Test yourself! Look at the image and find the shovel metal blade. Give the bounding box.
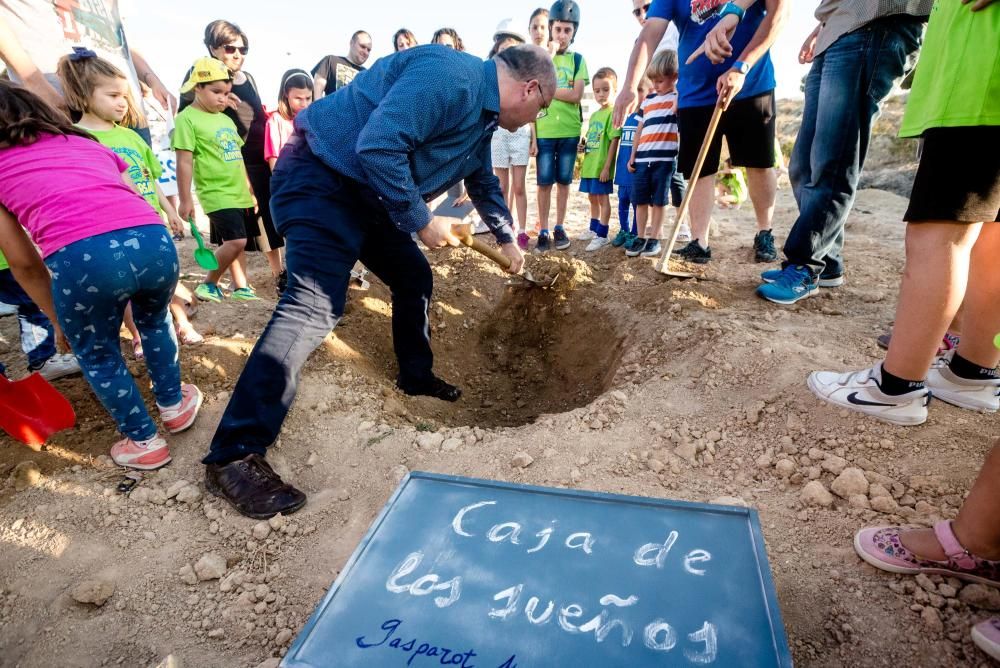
[0,373,76,446]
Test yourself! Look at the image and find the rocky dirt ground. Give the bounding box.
[1,106,997,668]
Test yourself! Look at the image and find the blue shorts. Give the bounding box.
[535,137,578,186]
[579,178,613,195]
[632,161,676,207]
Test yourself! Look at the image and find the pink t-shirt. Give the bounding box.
[264,112,295,163]
[0,134,162,257]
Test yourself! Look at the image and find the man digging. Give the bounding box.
[202,44,555,519]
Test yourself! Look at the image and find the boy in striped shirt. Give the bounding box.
[625,49,680,259]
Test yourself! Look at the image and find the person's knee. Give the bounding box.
[225,238,247,252]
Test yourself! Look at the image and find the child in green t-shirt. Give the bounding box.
[534,0,588,252]
[578,68,621,251]
[174,57,258,304]
[57,51,204,349]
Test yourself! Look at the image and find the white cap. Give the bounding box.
[493,18,527,44]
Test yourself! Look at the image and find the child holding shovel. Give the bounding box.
[0,80,203,468]
[173,57,259,303]
[56,49,204,347]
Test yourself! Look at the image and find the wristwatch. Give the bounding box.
[718,2,746,24]
[731,60,750,75]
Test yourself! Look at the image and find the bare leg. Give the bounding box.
[599,194,611,227]
[207,239,248,287]
[555,183,570,228]
[954,223,1000,369]
[511,165,528,233]
[648,205,666,239]
[264,248,282,278]
[635,205,649,238]
[900,440,1000,561]
[588,194,600,221]
[537,184,553,233]
[689,177,715,247]
[883,222,981,380]
[746,167,777,232]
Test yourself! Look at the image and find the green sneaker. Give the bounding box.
[230,287,260,301]
[194,283,223,303]
[611,229,631,247]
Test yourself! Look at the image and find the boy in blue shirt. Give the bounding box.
[612,76,650,249]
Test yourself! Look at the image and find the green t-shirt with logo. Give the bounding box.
[83,124,163,213]
[580,107,621,180]
[536,51,589,140]
[899,1,1000,138]
[172,106,253,213]
[0,251,8,272]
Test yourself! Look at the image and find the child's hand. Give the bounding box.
[529,140,538,158]
[251,194,259,213]
[599,167,610,183]
[578,138,586,154]
[168,214,185,238]
[627,160,636,174]
[178,200,195,222]
[53,324,72,354]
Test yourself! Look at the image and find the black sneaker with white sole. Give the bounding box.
[673,239,711,264]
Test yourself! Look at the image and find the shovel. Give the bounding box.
[0,373,76,446]
[452,224,557,288]
[188,219,219,271]
[654,99,726,279]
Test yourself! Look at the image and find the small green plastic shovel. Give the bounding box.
[188,219,219,271]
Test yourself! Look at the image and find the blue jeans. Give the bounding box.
[618,185,637,233]
[535,137,578,186]
[46,226,181,441]
[784,16,923,279]
[205,135,435,465]
[0,269,56,373]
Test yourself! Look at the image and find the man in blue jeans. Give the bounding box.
[755,1,929,304]
[202,45,554,519]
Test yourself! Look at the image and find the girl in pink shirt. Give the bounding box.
[0,81,202,469]
[264,69,313,171]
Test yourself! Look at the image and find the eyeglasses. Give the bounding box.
[535,82,550,120]
[632,3,651,17]
[221,44,249,55]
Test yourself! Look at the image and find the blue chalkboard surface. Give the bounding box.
[283,473,792,667]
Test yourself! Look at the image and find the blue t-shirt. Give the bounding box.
[614,112,641,186]
[647,0,776,109]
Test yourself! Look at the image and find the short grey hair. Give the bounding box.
[495,45,556,96]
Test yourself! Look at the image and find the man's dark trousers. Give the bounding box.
[204,135,434,465]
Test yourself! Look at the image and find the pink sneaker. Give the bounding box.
[517,232,530,251]
[854,520,1000,587]
[158,384,203,434]
[972,619,1000,661]
[111,435,171,470]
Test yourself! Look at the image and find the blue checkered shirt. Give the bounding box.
[296,46,514,244]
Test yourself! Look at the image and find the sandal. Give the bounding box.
[854,520,1000,587]
[971,618,1000,661]
[177,326,204,345]
[131,338,144,361]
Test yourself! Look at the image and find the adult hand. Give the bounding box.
[687,13,739,65]
[418,216,462,249]
[716,70,746,110]
[963,0,997,10]
[226,93,240,111]
[613,88,638,128]
[500,242,524,274]
[799,24,821,64]
[628,159,637,174]
[177,200,195,222]
[148,75,178,114]
[452,191,470,207]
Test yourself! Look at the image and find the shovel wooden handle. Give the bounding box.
[453,225,512,270]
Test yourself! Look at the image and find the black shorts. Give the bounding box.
[904,126,1000,224]
[678,90,776,179]
[245,162,284,251]
[208,208,253,245]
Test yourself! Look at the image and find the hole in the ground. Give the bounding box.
[330,252,625,428]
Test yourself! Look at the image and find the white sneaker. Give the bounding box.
[676,223,692,243]
[0,302,15,317]
[36,353,82,381]
[585,236,611,252]
[807,363,929,426]
[926,351,999,413]
[577,229,596,241]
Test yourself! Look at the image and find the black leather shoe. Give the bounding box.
[205,454,306,519]
[397,375,462,402]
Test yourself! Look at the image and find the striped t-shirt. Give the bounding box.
[635,91,679,164]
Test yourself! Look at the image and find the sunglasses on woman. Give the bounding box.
[632,2,651,16]
[221,44,249,55]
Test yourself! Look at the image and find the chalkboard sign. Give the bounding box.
[283,473,791,667]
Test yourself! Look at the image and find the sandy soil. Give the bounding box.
[1,110,997,668]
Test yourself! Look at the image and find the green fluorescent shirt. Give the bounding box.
[83,124,163,213]
[899,1,1000,137]
[580,107,621,180]
[172,106,253,213]
[0,251,8,271]
[536,51,589,140]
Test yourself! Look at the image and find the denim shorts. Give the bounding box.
[632,161,676,207]
[535,137,578,186]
